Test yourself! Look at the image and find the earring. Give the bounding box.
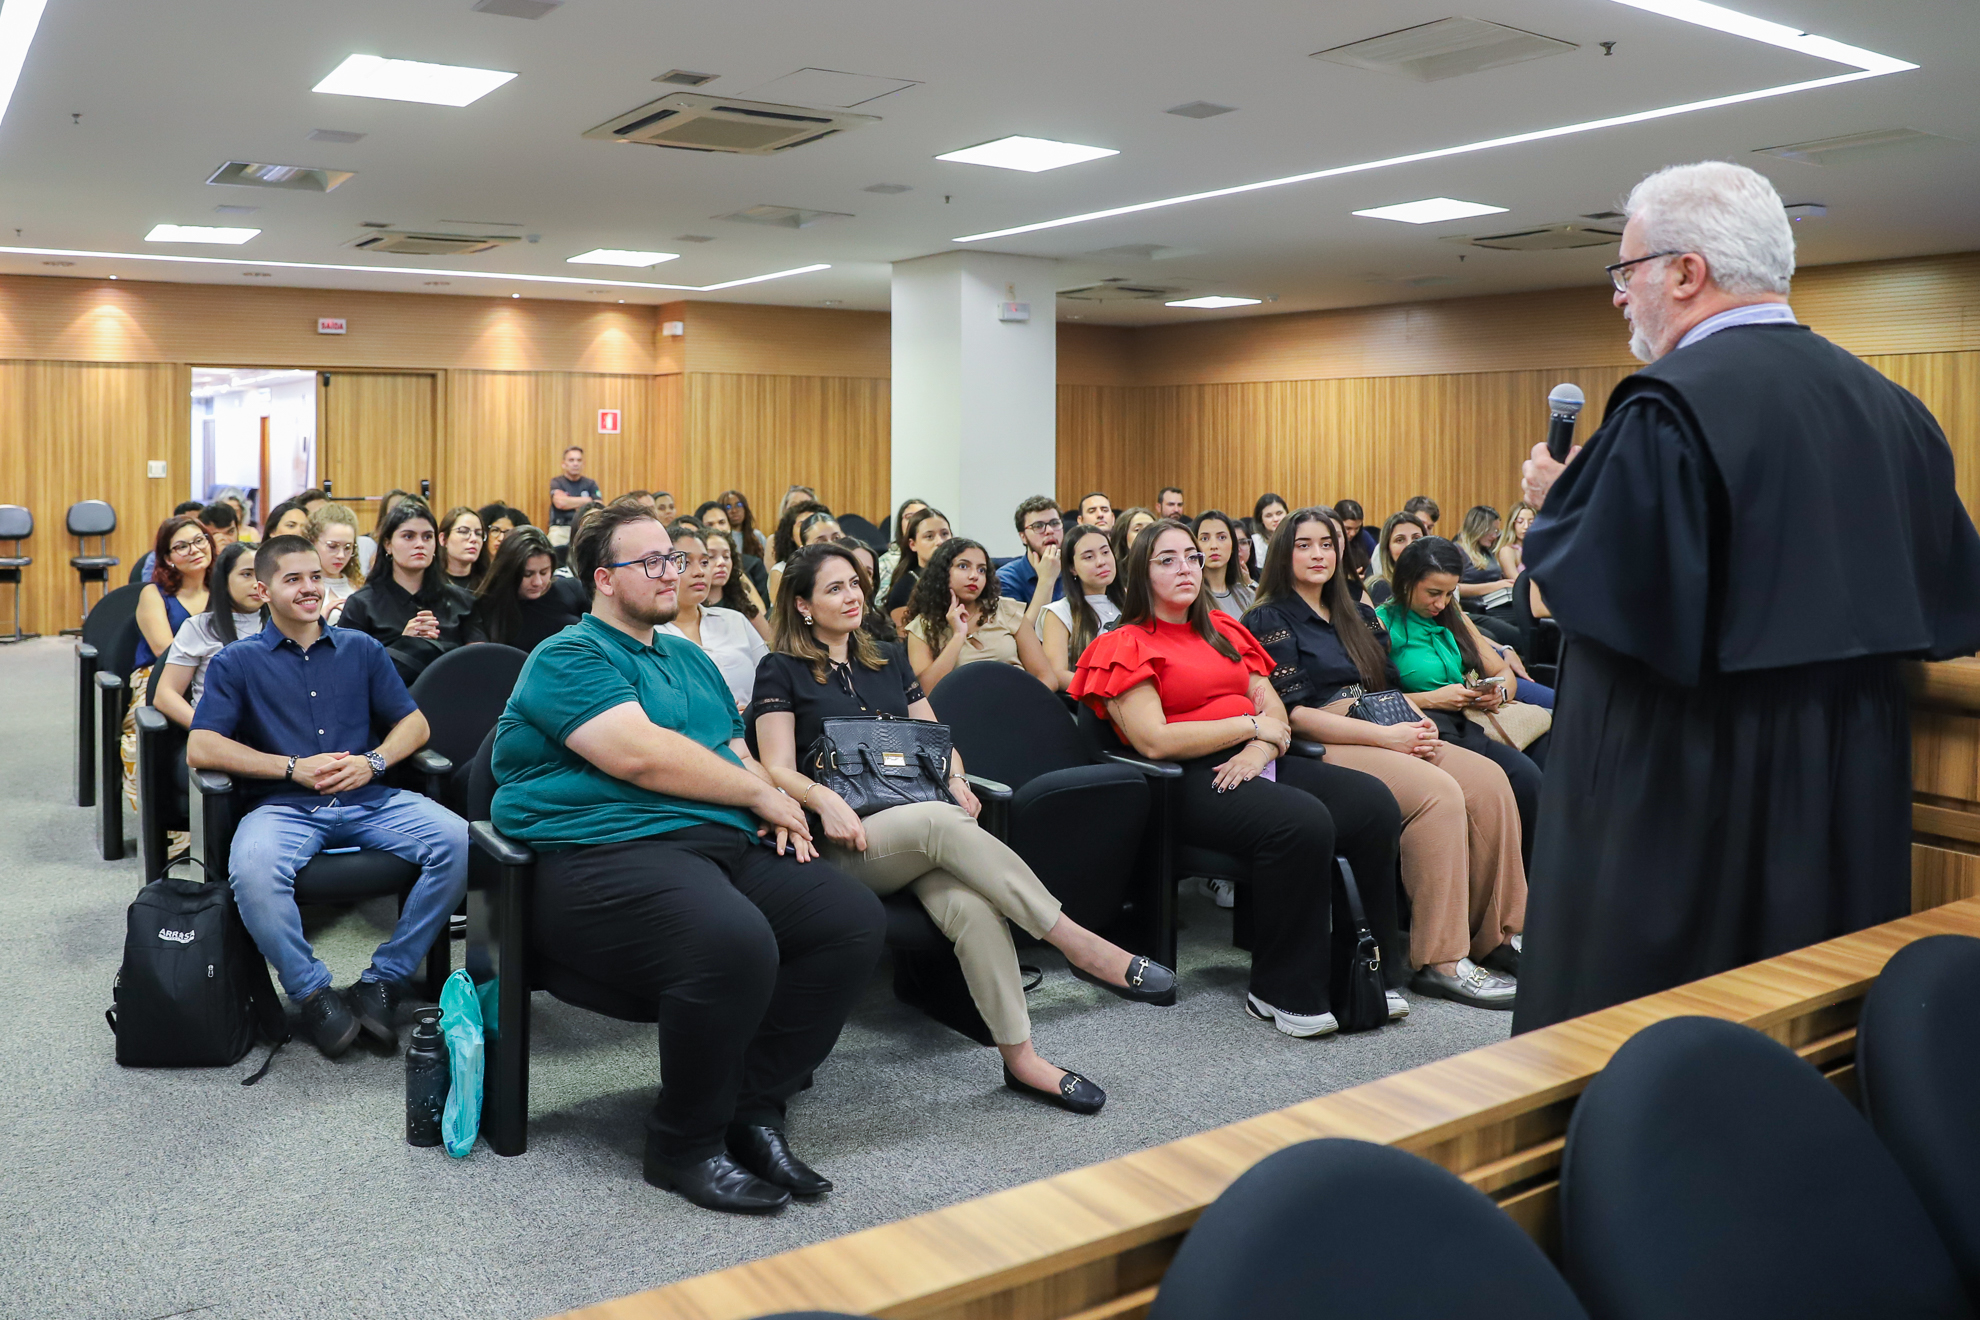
[799,610,813,624]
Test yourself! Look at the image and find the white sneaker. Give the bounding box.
[1245,993,1339,1038]
[1386,990,1410,1020]
[1206,877,1236,908]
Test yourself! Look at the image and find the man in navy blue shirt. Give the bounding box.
[996,496,1065,636]
[189,535,467,1058]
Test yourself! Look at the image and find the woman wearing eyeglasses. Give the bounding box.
[1071,519,1405,1039]
[121,514,215,808]
[438,506,492,593]
[715,489,768,558]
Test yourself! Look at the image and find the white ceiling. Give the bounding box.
[1,0,1975,324]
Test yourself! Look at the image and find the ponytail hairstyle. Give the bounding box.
[207,540,269,645]
[1117,518,1240,663]
[1390,536,1485,673]
[771,500,831,566]
[1254,508,1391,690]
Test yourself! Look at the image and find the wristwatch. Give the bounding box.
[363,750,387,780]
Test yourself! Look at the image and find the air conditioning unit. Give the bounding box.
[346,231,522,256]
[1445,223,1622,252]
[1057,282,1185,302]
[583,92,877,154]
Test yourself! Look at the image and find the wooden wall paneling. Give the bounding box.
[439,370,657,526]
[1913,844,1980,910]
[650,373,684,502]
[1864,350,1980,519]
[317,372,438,515]
[682,373,889,525]
[681,301,890,378]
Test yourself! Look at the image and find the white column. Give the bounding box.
[891,251,1057,559]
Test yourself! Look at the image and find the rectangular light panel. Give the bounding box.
[937,136,1118,172]
[0,0,48,128]
[1166,296,1262,308]
[313,54,518,107]
[145,224,261,244]
[566,248,681,267]
[1353,197,1509,224]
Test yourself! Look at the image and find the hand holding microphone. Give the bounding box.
[1522,382,1585,508]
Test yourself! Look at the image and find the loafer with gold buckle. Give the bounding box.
[1003,1065,1106,1115]
[1071,954,1177,1006]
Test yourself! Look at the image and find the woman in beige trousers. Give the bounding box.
[1243,509,1524,1010]
[751,543,1176,1115]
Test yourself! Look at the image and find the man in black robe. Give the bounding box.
[1512,161,1980,1033]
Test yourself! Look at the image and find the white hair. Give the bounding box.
[1625,161,1796,296]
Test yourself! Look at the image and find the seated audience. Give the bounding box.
[492,504,883,1214]
[306,503,364,625]
[1251,493,1288,565]
[154,540,268,731]
[695,501,771,602]
[1375,537,1549,848]
[883,505,952,623]
[1243,509,1522,1007]
[619,490,657,512]
[1402,495,1440,535]
[262,500,314,540]
[753,543,1172,1114]
[660,522,768,711]
[121,516,215,805]
[221,491,258,542]
[1077,491,1115,529]
[1070,519,1404,1037]
[998,496,1067,626]
[904,537,1056,694]
[478,501,517,555]
[874,496,930,603]
[1193,510,1255,617]
[198,500,240,550]
[359,488,411,576]
[702,526,773,641]
[132,499,206,583]
[1040,523,1124,691]
[831,536,901,648]
[438,505,491,593]
[1366,511,1427,607]
[715,488,768,557]
[338,499,481,683]
[472,526,586,653]
[766,499,832,599]
[1454,506,1516,625]
[778,484,819,519]
[294,489,331,518]
[187,535,467,1059]
[1108,506,1157,567]
[653,491,677,520]
[1157,486,1188,521]
[1497,501,1536,580]
[1334,499,1374,559]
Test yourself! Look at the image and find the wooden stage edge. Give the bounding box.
[557,896,1980,1320]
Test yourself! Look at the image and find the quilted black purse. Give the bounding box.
[802,714,955,818]
[1349,688,1420,726]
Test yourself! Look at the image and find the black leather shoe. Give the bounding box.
[345,978,402,1050]
[299,987,359,1059]
[1479,939,1521,979]
[1071,954,1177,1005]
[727,1124,832,1197]
[1003,1065,1106,1115]
[643,1150,791,1215]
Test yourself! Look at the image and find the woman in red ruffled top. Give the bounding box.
[1071,520,1405,1038]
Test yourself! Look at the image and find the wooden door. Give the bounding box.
[317,371,438,513]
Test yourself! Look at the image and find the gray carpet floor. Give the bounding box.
[0,636,1510,1320]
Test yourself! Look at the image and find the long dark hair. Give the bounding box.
[771,500,830,565]
[891,496,930,558]
[439,505,492,589]
[1390,536,1485,672]
[896,505,950,578]
[1191,509,1249,591]
[1252,492,1287,530]
[772,542,887,682]
[1119,518,1240,663]
[1372,510,1424,585]
[1109,507,1155,568]
[1059,522,1123,658]
[702,527,760,619]
[150,515,212,595]
[365,498,448,594]
[905,536,1000,652]
[1255,508,1391,690]
[473,526,557,646]
[370,489,411,542]
[207,540,269,644]
[717,489,758,549]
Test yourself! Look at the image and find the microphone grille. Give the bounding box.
[1548,382,1586,416]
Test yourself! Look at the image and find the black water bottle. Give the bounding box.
[405,1008,448,1148]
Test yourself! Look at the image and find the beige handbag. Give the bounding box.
[1464,699,1552,750]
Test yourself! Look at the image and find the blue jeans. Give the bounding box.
[229,789,468,1001]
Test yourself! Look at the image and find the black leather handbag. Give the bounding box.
[1349,688,1420,727]
[1333,857,1390,1033]
[802,714,955,818]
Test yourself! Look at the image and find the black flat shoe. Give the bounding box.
[642,1150,791,1215]
[1003,1065,1106,1115]
[726,1123,832,1198]
[1479,938,1521,979]
[1071,954,1177,1006]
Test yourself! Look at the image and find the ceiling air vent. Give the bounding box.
[716,204,853,229]
[1313,18,1576,81]
[207,160,354,193]
[346,230,521,256]
[1445,223,1621,252]
[583,92,877,154]
[1057,281,1185,303]
[1754,128,1961,167]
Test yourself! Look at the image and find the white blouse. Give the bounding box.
[162,610,265,708]
[1042,593,1122,638]
[661,605,769,708]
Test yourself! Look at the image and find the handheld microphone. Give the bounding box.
[1546,383,1585,462]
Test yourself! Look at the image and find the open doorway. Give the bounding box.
[190,368,317,528]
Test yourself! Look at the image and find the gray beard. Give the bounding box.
[1630,324,1659,363]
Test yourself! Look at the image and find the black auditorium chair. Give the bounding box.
[88,594,147,859]
[1857,934,1980,1302]
[190,751,453,1003]
[1148,1139,1588,1320]
[134,661,188,881]
[835,512,887,553]
[926,662,1160,961]
[1558,1015,1972,1320]
[0,504,33,643]
[465,727,992,1157]
[407,643,529,815]
[65,499,120,632]
[73,582,143,809]
[1510,568,1561,686]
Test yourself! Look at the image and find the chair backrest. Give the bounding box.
[836,513,887,552]
[1559,1015,1970,1320]
[67,499,116,537]
[80,583,146,653]
[0,504,30,541]
[1858,933,1980,1304]
[1075,701,1133,759]
[468,726,500,822]
[1148,1139,1587,1320]
[926,662,1090,790]
[408,643,529,767]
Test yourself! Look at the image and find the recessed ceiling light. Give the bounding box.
[654,69,719,86]
[308,128,366,144]
[566,248,680,267]
[1166,102,1237,119]
[0,0,50,129]
[1165,295,1261,308]
[936,135,1118,172]
[1353,197,1509,224]
[864,183,912,194]
[674,234,716,243]
[145,223,260,244]
[312,54,517,107]
[213,205,259,216]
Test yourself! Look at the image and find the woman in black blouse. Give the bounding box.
[1243,508,1524,1009]
[338,499,482,682]
[752,544,1174,1115]
[472,526,586,652]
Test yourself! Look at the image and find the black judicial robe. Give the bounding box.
[1512,323,1980,1033]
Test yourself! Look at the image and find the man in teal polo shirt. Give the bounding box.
[493,503,883,1215]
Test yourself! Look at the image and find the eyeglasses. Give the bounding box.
[1151,551,1207,571]
[607,551,689,578]
[1024,517,1063,535]
[721,499,746,511]
[168,537,208,556]
[1606,250,1682,294]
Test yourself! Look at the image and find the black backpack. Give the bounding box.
[108,862,290,1082]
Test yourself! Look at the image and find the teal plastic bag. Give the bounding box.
[438,969,484,1159]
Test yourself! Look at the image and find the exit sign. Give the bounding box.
[596,408,622,434]
[317,317,347,335]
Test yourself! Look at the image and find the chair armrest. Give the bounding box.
[134,705,168,735]
[471,820,536,869]
[410,748,452,778]
[95,669,123,693]
[1287,738,1326,759]
[1102,750,1183,779]
[963,774,1012,843]
[191,768,236,796]
[77,642,98,664]
[963,774,1012,803]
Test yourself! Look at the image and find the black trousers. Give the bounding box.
[533,825,885,1162]
[1274,757,1406,991]
[1173,754,1402,1015]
